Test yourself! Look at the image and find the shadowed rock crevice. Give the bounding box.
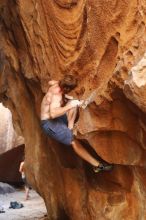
[54,0,78,9]
[0,145,24,184]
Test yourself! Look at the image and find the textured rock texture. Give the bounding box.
[0,0,146,219]
[0,104,24,184]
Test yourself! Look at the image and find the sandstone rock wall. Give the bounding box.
[0,103,24,154]
[0,103,13,153]
[0,0,146,219]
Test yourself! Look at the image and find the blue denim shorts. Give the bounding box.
[41,115,73,145]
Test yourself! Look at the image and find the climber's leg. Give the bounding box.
[71,139,100,166]
[71,139,113,173]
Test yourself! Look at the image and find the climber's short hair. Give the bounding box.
[59,74,77,93]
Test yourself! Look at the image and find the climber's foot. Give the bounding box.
[93,162,113,173]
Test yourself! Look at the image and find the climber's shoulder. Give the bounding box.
[48,80,59,86]
[48,81,61,95]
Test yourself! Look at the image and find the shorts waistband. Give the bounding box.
[41,119,49,121]
[41,119,50,124]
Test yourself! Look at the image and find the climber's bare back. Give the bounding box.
[41,81,63,120]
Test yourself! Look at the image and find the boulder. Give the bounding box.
[0,103,24,154]
[0,182,15,194]
[0,0,146,219]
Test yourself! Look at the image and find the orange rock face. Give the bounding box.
[0,0,146,219]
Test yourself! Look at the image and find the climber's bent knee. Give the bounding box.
[71,139,80,149]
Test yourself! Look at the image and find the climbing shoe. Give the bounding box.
[93,163,113,173]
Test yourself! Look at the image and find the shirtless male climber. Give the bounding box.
[41,74,112,173]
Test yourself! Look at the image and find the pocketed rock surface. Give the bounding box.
[0,0,146,219]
